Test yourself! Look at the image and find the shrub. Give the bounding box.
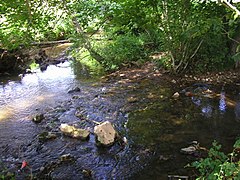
[191,139,240,179]
[95,34,147,71]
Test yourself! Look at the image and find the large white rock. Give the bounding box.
[94,121,117,146]
[60,123,90,140]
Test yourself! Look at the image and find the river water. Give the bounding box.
[0,60,240,179]
[0,62,77,157]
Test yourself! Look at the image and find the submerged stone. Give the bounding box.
[180,141,199,155]
[60,124,90,140]
[38,131,57,142]
[32,114,45,123]
[60,153,74,162]
[68,87,81,93]
[172,92,180,98]
[94,121,117,146]
[127,97,138,103]
[180,146,197,154]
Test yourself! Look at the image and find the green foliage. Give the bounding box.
[232,45,240,65]
[95,34,147,71]
[0,173,15,180]
[155,1,228,73]
[105,0,157,34]
[1,0,239,73]
[0,0,73,49]
[0,160,15,180]
[192,139,240,179]
[95,0,235,73]
[29,62,39,70]
[192,27,229,72]
[70,48,104,77]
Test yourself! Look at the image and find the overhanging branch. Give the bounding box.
[219,0,240,17]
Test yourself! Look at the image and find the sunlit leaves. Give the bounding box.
[192,139,240,179]
[0,0,72,49]
[0,0,239,73]
[233,138,240,148]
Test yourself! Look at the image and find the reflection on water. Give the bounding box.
[1,62,240,179]
[0,60,101,161]
[127,83,240,179]
[192,96,213,118]
[190,86,232,118]
[71,59,104,81]
[0,109,12,121]
[201,104,213,118]
[219,88,227,113]
[191,96,202,106]
[0,62,77,121]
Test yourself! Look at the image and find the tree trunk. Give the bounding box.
[30,40,71,46]
[71,17,105,63]
[230,23,240,68]
[231,24,240,55]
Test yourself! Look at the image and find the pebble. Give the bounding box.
[172,92,180,98]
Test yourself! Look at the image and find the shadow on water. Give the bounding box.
[127,83,240,179]
[0,58,240,179]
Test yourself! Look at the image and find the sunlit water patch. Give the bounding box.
[0,62,78,121]
[0,61,85,156]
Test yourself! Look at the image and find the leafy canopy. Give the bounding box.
[1,0,240,72]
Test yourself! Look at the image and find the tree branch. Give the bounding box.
[71,16,105,63]
[190,40,203,59]
[219,0,240,17]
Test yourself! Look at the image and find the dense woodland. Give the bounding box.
[0,0,240,74]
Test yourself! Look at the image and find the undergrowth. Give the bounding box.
[190,139,240,179]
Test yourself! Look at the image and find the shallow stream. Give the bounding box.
[0,59,240,179]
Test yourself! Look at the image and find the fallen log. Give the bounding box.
[30,40,71,46]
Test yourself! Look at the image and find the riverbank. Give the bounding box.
[0,43,72,75]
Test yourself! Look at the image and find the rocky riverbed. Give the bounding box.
[1,48,240,179]
[0,62,166,179]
